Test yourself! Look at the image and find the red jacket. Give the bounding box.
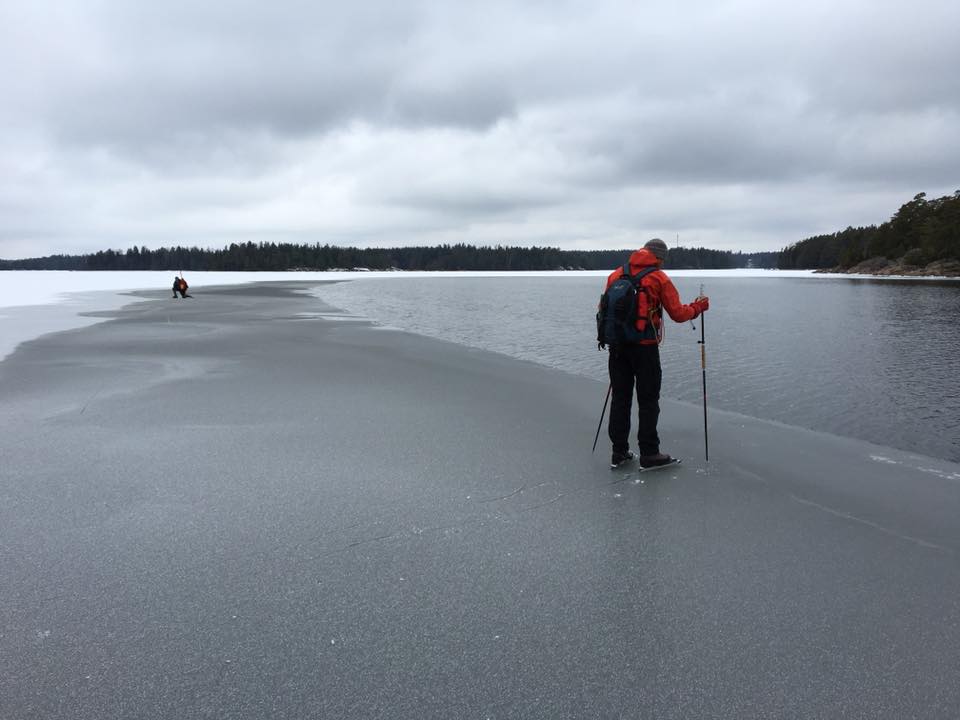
[605,249,699,345]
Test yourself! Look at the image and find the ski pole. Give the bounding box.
[697,284,708,462]
[592,383,612,453]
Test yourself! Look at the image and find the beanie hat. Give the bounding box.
[644,238,668,260]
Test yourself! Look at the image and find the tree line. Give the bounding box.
[1,242,778,272]
[778,191,960,270]
[6,191,955,273]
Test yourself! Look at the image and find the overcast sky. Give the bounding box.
[2,0,958,259]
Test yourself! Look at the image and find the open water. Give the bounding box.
[313,274,960,463]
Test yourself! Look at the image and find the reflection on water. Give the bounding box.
[314,275,960,462]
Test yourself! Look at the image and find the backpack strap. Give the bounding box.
[632,266,661,305]
[631,265,662,341]
[624,264,659,284]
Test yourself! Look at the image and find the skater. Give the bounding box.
[597,238,709,470]
[172,276,190,298]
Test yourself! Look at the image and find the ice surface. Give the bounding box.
[3,278,960,719]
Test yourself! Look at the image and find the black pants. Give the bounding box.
[608,343,661,456]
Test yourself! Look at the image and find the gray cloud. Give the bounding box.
[1,0,959,259]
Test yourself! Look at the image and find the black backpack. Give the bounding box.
[596,264,659,348]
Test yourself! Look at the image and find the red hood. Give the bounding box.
[628,248,661,271]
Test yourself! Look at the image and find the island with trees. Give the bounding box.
[778,191,960,276]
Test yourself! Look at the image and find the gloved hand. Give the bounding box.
[691,296,710,316]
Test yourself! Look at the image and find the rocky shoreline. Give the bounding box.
[815,257,960,277]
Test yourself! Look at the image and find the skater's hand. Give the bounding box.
[691,296,709,316]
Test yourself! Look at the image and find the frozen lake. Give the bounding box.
[3,268,958,461]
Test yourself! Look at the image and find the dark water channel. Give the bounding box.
[316,275,960,462]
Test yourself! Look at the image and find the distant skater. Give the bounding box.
[597,238,709,470]
[172,276,191,298]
